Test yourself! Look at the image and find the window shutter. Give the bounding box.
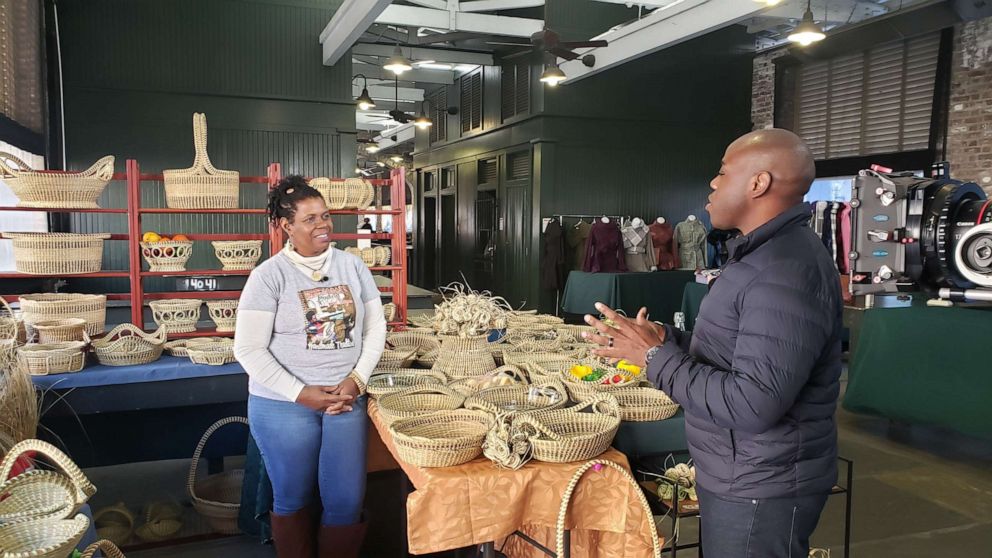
[429,89,447,144]
[864,41,904,155]
[902,34,940,151]
[480,159,497,184]
[508,151,530,180]
[501,64,516,121]
[461,74,473,133]
[460,69,483,133]
[826,53,864,158]
[471,71,483,130]
[515,64,530,116]
[798,60,829,158]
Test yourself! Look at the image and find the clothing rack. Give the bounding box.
[552,213,630,225]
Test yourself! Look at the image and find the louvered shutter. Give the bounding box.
[798,60,829,158]
[902,34,940,151]
[826,53,864,158]
[471,71,483,130]
[508,151,530,180]
[864,41,904,154]
[501,64,516,121]
[515,63,530,116]
[480,159,497,184]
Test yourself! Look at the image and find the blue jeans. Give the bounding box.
[698,485,828,558]
[248,394,369,526]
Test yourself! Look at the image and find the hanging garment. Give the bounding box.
[567,220,591,271]
[621,223,657,272]
[821,202,834,254]
[582,220,627,273]
[829,203,840,269]
[649,221,678,270]
[541,219,566,290]
[674,219,708,271]
[707,229,735,268]
[837,203,852,274]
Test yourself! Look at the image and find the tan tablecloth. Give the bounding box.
[369,401,658,557]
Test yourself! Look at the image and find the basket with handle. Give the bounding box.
[2,233,110,275]
[0,514,90,558]
[446,364,528,397]
[187,416,248,535]
[91,324,166,366]
[367,369,448,398]
[0,153,114,209]
[134,501,183,543]
[187,338,235,366]
[0,296,22,342]
[140,240,194,272]
[80,539,127,558]
[611,387,680,422]
[465,377,569,415]
[16,341,87,375]
[510,394,621,465]
[309,177,346,210]
[149,299,203,334]
[377,347,417,370]
[19,294,106,337]
[535,359,644,400]
[211,240,262,270]
[376,385,466,424]
[163,113,239,209]
[0,439,98,519]
[31,319,87,344]
[0,470,77,523]
[555,460,662,558]
[388,410,492,468]
[206,300,238,332]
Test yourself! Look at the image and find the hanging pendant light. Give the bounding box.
[753,0,782,6]
[414,100,433,129]
[788,1,826,47]
[383,46,413,75]
[353,74,376,110]
[540,63,566,87]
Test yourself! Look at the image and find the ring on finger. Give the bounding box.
[607,336,614,348]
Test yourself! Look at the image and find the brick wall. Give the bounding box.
[947,16,992,193]
[751,49,788,131]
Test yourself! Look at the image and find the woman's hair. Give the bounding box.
[267,175,323,224]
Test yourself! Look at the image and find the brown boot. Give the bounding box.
[318,521,367,558]
[270,506,317,558]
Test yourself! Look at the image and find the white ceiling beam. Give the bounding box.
[353,42,494,66]
[591,0,683,6]
[374,4,543,38]
[375,123,417,149]
[355,84,426,103]
[354,64,456,85]
[559,0,766,83]
[318,0,393,66]
[459,0,546,12]
[408,0,449,9]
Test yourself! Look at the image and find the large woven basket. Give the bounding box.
[389,410,492,468]
[434,348,498,380]
[0,153,114,209]
[187,417,248,535]
[0,439,98,520]
[31,319,87,344]
[91,324,166,366]
[446,364,528,397]
[309,177,345,210]
[140,241,193,272]
[377,347,417,370]
[343,178,374,209]
[512,395,621,465]
[345,246,376,267]
[0,297,23,343]
[149,299,203,334]
[212,240,262,270]
[206,300,238,332]
[19,294,106,337]
[611,387,680,422]
[377,385,465,424]
[387,330,439,360]
[16,341,87,375]
[0,514,90,558]
[187,338,235,366]
[163,113,239,209]
[465,379,569,415]
[2,233,110,275]
[367,369,448,398]
[437,334,490,352]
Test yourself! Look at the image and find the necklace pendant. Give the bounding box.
[312,271,323,281]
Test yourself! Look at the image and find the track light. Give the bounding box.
[788,1,825,46]
[383,46,413,75]
[540,64,566,87]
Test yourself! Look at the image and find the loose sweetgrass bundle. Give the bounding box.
[432,282,512,337]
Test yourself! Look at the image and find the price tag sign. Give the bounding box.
[177,277,220,292]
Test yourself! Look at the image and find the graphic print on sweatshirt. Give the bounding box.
[298,285,357,350]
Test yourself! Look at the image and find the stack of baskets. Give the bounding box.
[19,293,107,337]
[1,233,111,275]
[140,240,194,272]
[91,324,167,366]
[432,335,498,379]
[163,113,239,209]
[344,246,391,268]
[149,299,203,334]
[206,300,238,332]
[187,338,236,366]
[309,177,374,210]
[0,152,115,209]
[212,240,262,270]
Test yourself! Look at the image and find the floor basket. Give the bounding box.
[212,240,262,270]
[163,113,239,209]
[19,294,107,337]
[2,233,110,275]
[92,324,166,366]
[149,299,203,334]
[0,152,114,209]
[187,417,249,535]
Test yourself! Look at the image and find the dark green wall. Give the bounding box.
[54,0,355,294]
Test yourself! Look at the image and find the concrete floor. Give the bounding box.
[97,377,992,558]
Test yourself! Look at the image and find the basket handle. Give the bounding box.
[79,155,116,181]
[0,151,32,177]
[187,416,249,502]
[0,439,97,504]
[555,459,661,558]
[572,393,621,418]
[81,539,127,558]
[191,112,226,175]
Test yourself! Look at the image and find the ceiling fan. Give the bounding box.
[487,27,608,67]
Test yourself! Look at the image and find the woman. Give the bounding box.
[234,175,386,558]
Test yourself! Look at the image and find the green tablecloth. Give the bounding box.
[561,270,695,322]
[843,302,992,439]
[613,410,688,460]
[681,282,708,331]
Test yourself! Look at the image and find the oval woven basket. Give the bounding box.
[465,379,569,415]
[611,387,680,422]
[372,245,391,266]
[211,240,262,270]
[16,341,87,376]
[387,330,439,359]
[31,319,87,344]
[92,324,166,366]
[0,471,77,523]
[343,178,373,209]
[536,359,644,400]
[0,514,90,558]
[206,300,238,332]
[163,113,239,209]
[187,416,248,535]
[388,410,492,468]
[433,348,498,380]
[377,347,418,370]
[140,241,193,272]
[149,299,203,334]
[164,338,218,358]
[377,385,466,424]
[2,233,110,275]
[0,153,114,209]
[93,503,134,547]
[345,246,377,267]
[309,177,345,210]
[446,364,529,397]
[187,338,235,366]
[0,439,98,518]
[367,369,448,398]
[19,294,106,337]
[514,395,621,464]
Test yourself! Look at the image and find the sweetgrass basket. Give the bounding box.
[446,364,528,397]
[1,296,23,343]
[2,233,110,275]
[92,503,134,547]
[0,152,114,209]
[0,514,90,558]
[388,410,493,468]
[309,177,345,210]
[377,385,466,424]
[80,539,127,558]
[212,240,262,270]
[187,338,236,366]
[343,178,373,209]
[19,294,107,337]
[382,303,397,323]
[134,502,183,543]
[164,337,219,358]
[16,341,87,375]
[91,324,166,366]
[377,347,417,370]
[31,319,86,344]
[373,246,391,266]
[367,369,448,398]
[187,417,248,534]
[149,299,203,334]
[464,379,569,415]
[140,241,193,272]
[611,387,680,422]
[163,113,239,209]
[0,439,97,520]
[206,300,238,332]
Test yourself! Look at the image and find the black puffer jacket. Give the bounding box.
[647,203,842,499]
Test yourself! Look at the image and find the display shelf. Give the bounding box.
[331,209,402,215]
[328,233,391,240]
[143,291,244,301]
[0,271,130,279]
[0,207,128,213]
[1,293,131,303]
[157,329,235,339]
[139,269,253,277]
[140,208,267,214]
[143,233,269,241]
[368,266,402,272]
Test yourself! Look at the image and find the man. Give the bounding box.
[359,217,374,232]
[585,129,841,557]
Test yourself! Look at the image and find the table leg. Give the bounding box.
[480,542,496,558]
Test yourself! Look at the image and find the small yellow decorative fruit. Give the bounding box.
[142,232,161,243]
